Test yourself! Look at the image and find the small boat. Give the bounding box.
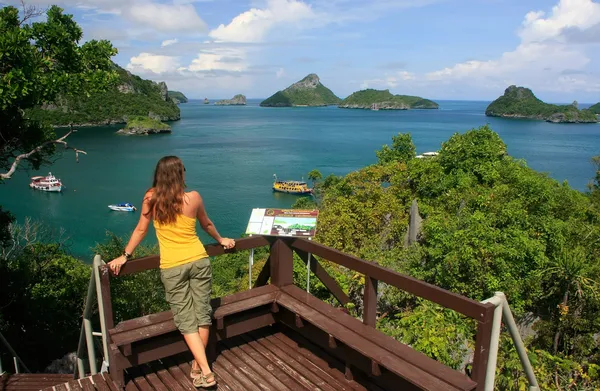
[371,103,379,111]
[416,151,439,159]
[30,172,63,192]
[108,203,137,212]
[272,174,313,195]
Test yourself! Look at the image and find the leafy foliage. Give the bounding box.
[310,125,600,389]
[339,89,439,109]
[0,5,117,175]
[588,102,600,114]
[260,74,341,107]
[485,86,598,122]
[124,116,171,131]
[27,65,180,126]
[376,132,416,164]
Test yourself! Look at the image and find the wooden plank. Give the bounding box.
[280,284,477,390]
[90,374,112,391]
[79,378,96,391]
[291,238,490,320]
[251,330,342,391]
[148,362,187,391]
[55,384,68,391]
[213,291,279,321]
[221,337,289,391]
[215,354,262,391]
[270,239,293,287]
[295,250,351,306]
[277,290,474,391]
[99,266,115,330]
[266,332,355,391]
[140,366,169,391]
[241,334,317,390]
[212,361,248,391]
[99,374,121,391]
[235,335,299,390]
[219,349,274,391]
[162,358,195,391]
[254,257,271,287]
[117,236,271,276]
[216,306,276,341]
[273,331,375,391]
[111,285,279,334]
[363,277,378,327]
[67,380,83,391]
[472,304,495,389]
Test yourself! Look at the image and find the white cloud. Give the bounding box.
[361,71,415,89]
[423,0,600,94]
[186,47,248,72]
[126,3,207,32]
[127,53,180,74]
[276,68,285,78]
[161,38,178,47]
[209,0,315,43]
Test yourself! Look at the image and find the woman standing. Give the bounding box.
[108,156,235,388]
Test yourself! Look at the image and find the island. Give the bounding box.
[116,116,171,135]
[589,102,600,115]
[338,89,439,110]
[260,74,341,107]
[27,64,180,126]
[485,86,598,123]
[215,94,247,106]
[168,91,188,104]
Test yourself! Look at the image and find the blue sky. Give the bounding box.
[5,0,600,101]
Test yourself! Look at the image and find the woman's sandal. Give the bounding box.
[193,372,216,388]
[190,365,202,380]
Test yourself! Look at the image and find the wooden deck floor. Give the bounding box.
[38,325,384,391]
[0,374,74,391]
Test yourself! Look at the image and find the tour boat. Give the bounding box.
[108,203,137,212]
[272,174,313,195]
[29,173,63,192]
[416,151,439,159]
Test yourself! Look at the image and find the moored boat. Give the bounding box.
[108,203,137,212]
[29,173,63,192]
[272,174,313,195]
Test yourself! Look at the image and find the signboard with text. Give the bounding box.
[245,208,318,237]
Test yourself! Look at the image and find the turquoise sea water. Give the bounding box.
[2,100,599,258]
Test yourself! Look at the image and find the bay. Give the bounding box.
[2,99,599,259]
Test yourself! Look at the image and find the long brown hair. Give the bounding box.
[147,156,186,224]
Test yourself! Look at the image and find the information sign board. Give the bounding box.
[245,208,318,237]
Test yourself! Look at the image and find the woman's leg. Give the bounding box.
[189,258,213,375]
[183,333,211,375]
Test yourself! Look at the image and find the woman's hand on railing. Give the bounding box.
[219,238,236,250]
[108,256,127,276]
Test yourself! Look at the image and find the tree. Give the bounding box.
[0,4,117,180]
[376,132,416,164]
[307,169,323,187]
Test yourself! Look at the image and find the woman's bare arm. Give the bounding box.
[194,192,235,248]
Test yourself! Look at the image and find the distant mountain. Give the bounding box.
[168,91,188,104]
[589,102,600,115]
[485,86,597,123]
[215,94,247,106]
[28,64,180,126]
[339,89,439,110]
[260,74,341,107]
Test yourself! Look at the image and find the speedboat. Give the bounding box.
[108,203,137,212]
[30,172,63,192]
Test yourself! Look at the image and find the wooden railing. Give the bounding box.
[99,235,494,389]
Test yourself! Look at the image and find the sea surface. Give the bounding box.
[2,100,599,259]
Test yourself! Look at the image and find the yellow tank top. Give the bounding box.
[154,214,209,269]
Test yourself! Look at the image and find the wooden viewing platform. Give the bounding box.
[4,236,496,390]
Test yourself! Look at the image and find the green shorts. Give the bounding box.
[160,257,212,334]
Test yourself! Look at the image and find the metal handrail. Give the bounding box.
[481,292,540,391]
[0,330,30,374]
[74,255,109,379]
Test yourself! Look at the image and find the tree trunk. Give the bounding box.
[553,289,569,353]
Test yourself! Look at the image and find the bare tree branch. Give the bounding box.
[0,124,87,180]
[19,0,44,26]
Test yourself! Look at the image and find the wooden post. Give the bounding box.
[270,238,293,287]
[99,265,123,387]
[472,304,495,389]
[363,276,378,327]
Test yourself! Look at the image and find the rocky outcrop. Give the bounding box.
[116,116,172,135]
[157,82,168,102]
[168,90,188,104]
[204,98,210,104]
[339,89,439,110]
[215,94,247,106]
[486,85,598,123]
[260,74,341,107]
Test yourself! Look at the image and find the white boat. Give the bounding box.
[108,203,137,212]
[416,151,439,159]
[30,172,63,192]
